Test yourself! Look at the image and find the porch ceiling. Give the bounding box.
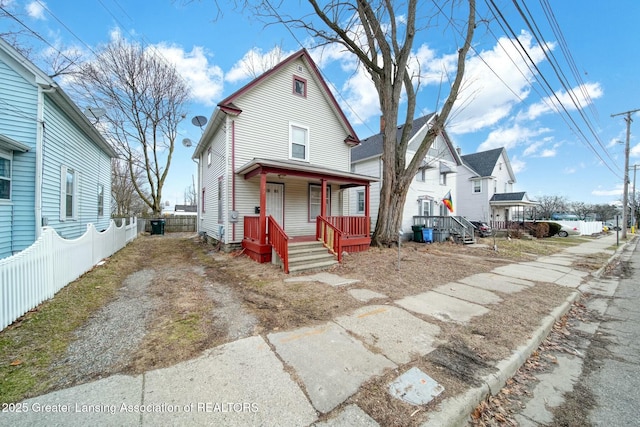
[237,157,378,188]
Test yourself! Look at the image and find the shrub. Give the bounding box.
[546,222,562,236]
[533,222,549,238]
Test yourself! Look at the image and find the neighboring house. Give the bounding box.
[192,49,377,272]
[0,38,116,259]
[350,113,464,240]
[456,147,536,227]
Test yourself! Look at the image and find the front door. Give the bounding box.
[266,183,284,227]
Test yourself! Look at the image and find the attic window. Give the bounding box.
[293,76,307,98]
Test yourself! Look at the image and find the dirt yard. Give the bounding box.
[0,232,611,424]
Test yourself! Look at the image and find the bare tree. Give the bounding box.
[536,195,569,219]
[72,38,190,215]
[591,203,620,222]
[238,0,476,246]
[111,159,149,216]
[570,201,593,220]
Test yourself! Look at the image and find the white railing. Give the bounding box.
[0,218,138,331]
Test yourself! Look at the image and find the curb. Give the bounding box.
[422,291,580,427]
[423,235,634,427]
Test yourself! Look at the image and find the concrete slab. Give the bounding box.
[492,263,566,283]
[142,336,316,426]
[433,282,502,305]
[554,274,584,288]
[268,322,395,414]
[285,272,360,287]
[348,288,387,302]
[0,374,143,427]
[535,255,576,266]
[335,305,441,364]
[313,405,379,426]
[395,291,490,323]
[388,367,444,405]
[458,273,533,293]
[515,354,583,426]
[579,278,619,297]
[521,261,575,274]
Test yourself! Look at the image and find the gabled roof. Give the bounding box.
[0,38,116,158]
[194,48,359,158]
[490,191,537,206]
[351,113,435,162]
[460,147,504,177]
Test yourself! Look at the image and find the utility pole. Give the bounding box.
[612,108,640,239]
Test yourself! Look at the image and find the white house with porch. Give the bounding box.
[350,114,474,243]
[192,49,377,273]
[456,147,536,228]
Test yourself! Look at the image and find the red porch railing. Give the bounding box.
[316,216,344,262]
[244,216,260,241]
[325,216,370,236]
[267,216,290,274]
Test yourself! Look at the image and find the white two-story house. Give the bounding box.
[192,49,377,272]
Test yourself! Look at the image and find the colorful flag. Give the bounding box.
[442,191,453,213]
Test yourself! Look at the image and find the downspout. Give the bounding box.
[35,85,56,238]
[231,120,236,242]
[193,157,200,233]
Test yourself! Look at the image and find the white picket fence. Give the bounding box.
[0,218,139,331]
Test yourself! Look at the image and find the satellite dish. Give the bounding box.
[191,115,208,128]
[182,138,193,148]
[83,107,106,120]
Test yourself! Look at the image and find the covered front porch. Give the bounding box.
[488,192,538,230]
[237,158,377,273]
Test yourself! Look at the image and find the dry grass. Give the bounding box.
[0,232,608,411]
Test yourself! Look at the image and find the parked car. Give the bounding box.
[557,224,580,237]
[470,221,492,237]
[603,222,621,231]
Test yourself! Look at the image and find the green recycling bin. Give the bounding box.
[411,225,424,242]
[150,219,165,235]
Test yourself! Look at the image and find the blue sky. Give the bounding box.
[2,0,640,207]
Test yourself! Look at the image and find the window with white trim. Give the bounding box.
[473,180,482,193]
[0,152,11,200]
[290,124,309,161]
[60,166,78,220]
[97,184,104,217]
[309,184,330,221]
[420,200,432,216]
[356,190,365,213]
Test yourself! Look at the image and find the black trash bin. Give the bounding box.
[411,225,424,243]
[150,219,165,235]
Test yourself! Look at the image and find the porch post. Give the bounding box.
[320,179,327,218]
[364,184,371,235]
[259,172,267,245]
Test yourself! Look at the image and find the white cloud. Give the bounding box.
[225,46,295,84]
[540,148,556,157]
[478,123,551,151]
[448,31,549,134]
[510,155,526,174]
[523,140,543,156]
[521,82,603,120]
[341,65,380,125]
[631,142,640,158]
[26,1,46,20]
[592,184,623,197]
[153,43,223,107]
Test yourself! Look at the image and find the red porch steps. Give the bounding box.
[286,240,338,274]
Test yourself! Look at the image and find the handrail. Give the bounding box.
[267,216,290,273]
[316,216,344,262]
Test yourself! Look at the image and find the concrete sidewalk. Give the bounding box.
[1,233,632,426]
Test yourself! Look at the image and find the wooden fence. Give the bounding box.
[0,218,138,331]
[142,216,197,233]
